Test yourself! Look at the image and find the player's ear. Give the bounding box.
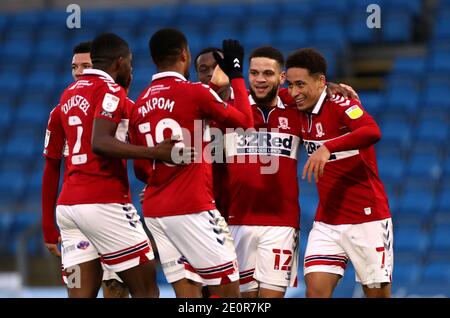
[280,71,286,85]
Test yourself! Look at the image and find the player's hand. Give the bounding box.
[153,135,197,164]
[211,65,230,87]
[45,236,61,257]
[213,39,244,80]
[326,82,359,100]
[302,145,331,183]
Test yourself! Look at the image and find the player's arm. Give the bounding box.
[91,90,194,163]
[209,65,232,101]
[326,82,360,100]
[303,99,380,183]
[42,158,62,256]
[41,106,65,256]
[199,40,253,129]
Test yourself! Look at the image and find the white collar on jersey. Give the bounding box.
[311,86,328,114]
[82,68,115,82]
[152,71,187,82]
[248,95,285,109]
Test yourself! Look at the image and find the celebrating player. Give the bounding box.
[129,28,253,298]
[285,48,393,298]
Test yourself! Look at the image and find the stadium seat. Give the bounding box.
[394,224,428,255]
[207,19,239,48]
[347,11,378,44]
[210,3,246,20]
[391,57,426,76]
[380,120,412,146]
[311,18,347,51]
[393,260,421,286]
[279,0,314,20]
[242,20,274,48]
[415,120,449,144]
[421,262,450,283]
[377,155,405,184]
[382,12,413,42]
[274,19,310,50]
[406,153,442,180]
[397,188,434,220]
[386,0,422,15]
[386,88,419,112]
[429,223,450,256]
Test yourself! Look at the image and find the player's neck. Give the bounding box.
[157,65,185,77]
[92,64,117,82]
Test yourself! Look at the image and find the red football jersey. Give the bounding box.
[300,90,391,224]
[225,95,302,228]
[129,71,252,217]
[53,69,132,205]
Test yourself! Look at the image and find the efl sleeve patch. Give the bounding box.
[345,105,363,119]
[102,93,120,112]
[44,129,51,148]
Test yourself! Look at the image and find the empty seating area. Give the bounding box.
[0,0,449,296]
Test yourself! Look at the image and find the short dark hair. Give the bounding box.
[194,47,223,68]
[149,28,188,67]
[249,46,285,69]
[286,48,327,76]
[73,41,91,55]
[90,33,130,65]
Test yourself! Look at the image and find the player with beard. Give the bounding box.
[215,46,302,298]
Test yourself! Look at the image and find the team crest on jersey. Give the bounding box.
[278,117,290,130]
[102,93,120,112]
[315,123,325,138]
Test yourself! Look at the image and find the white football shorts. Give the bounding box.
[304,218,394,287]
[57,203,154,274]
[230,225,299,293]
[145,210,239,286]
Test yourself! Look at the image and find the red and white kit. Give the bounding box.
[301,88,393,286]
[47,69,153,273]
[130,71,253,285]
[226,95,301,292]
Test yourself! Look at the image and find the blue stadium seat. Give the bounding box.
[207,20,239,48]
[397,188,434,219]
[110,8,143,27]
[422,80,450,110]
[386,0,422,15]
[394,224,428,255]
[210,3,246,20]
[242,20,274,48]
[3,26,35,43]
[358,92,383,115]
[3,130,42,159]
[279,0,314,20]
[386,88,419,111]
[24,72,57,94]
[0,169,26,200]
[437,187,450,212]
[444,156,450,178]
[391,57,426,76]
[429,52,450,73]
[347,12,377,43]
[380,120,412,146]
[377,155,405,184]
[311,18,347,51]
[41,9,67,27]
[9,10,42,28]
[274,19,309,49]
[433,11,450,40]
[406,154,442,180]
[393,261,421,286]
[429,223,450,255]
[415,120,449,144]
[0,73,23,95]
[382,12,413,42]
[245,2,280,18]
[421,262,450,283]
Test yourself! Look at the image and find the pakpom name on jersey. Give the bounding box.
[61,95,90,115]
[138,97,175,116]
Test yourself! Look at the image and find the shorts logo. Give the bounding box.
[102,93,120,112]
[76,241,90,250]
[278,117,290,130]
